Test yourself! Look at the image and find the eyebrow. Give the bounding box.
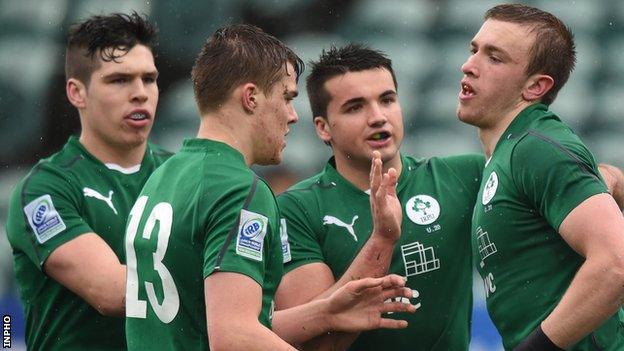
[103,70,159,80]
[341,89,397,107]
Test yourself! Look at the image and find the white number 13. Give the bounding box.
[125,195,180,323]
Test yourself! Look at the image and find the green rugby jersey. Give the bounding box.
[125,139,283,350]
[5,136,171,350]
[472,103,624,350]
[279,153,484,350]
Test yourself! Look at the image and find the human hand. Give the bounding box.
[370,151,402,243]
[324,274,416,332]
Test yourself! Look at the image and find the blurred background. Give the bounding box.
[1,0,623,349]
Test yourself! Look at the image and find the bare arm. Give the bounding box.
[540,193,624,348]
[205,272,296,351]
[44,233,126,317]
[599,163,624,210]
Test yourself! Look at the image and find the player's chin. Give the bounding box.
[368,143,398,160]
[456,107,478,126]
[121,132,150,148]
[259,151,284,166]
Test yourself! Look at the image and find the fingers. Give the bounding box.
[370,151,382,195]
[347,276,384,295]
[347,274,406,295]
[378,318,409,329]
[379,274,407,289]
[386,168,398,197]
[381,286,412,301]
[380,300,417,314]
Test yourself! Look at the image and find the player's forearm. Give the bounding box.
[86,264,126,316]
[299,331,359,351]
[541,254,624,348]
[319,234,395,299]
[273,298,332,345]
[209,319,296,351]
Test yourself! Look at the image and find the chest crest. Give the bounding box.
[405,195,440,225]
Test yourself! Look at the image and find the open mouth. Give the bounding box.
[461,83,475,97]
[369,132,391,141]
[129,112,148,121]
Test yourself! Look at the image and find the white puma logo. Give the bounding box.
[323,215,359,242]
[83,187,118,215]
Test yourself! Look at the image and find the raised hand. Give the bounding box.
[325,274,416,332]
[369,150,402,243]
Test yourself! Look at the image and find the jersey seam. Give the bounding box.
[20,163,47,265]
[526,130,593,175]
[59,154,84,169]
[214,174,259,270]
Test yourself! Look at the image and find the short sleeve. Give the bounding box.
[202,175,278,287]
[511,133,608,230]
[6,164,93,269]
[277,191,325,274]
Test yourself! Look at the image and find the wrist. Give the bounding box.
[370,228,399,245]
[513,324,564,351]
[318,297,335,333]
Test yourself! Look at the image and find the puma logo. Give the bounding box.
[83,187,118,215]
[323,215,359,242]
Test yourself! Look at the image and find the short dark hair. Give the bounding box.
[191,24,304,114]
[65,11,158,84]
[485,4,576,105]
[306,44,397,120]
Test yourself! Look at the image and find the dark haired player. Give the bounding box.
[6,12,170,350]
[275,44,485,350]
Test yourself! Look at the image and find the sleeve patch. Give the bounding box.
[280,218,292,263]
[23,194,67,243]
[236,209,268,261]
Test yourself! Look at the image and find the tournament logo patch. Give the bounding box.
[482,171,498,205]
[405,195,440,225]
[23,194,66,243]
[236,209,268,261]
[279,218,291,263]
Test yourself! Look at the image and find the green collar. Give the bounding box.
[181,138,246,165]
[322,154,412,195]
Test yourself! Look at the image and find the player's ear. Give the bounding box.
[241,83,259,114]
[522,74,554,102]
[66,78,87,109]
[314,116,332,144]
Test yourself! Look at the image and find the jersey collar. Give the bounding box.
[492,103,556,154]
[321,154,412,196]
[181,138,246,165]
[66,136,152,174]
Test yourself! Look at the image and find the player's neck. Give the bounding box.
[334,153,402,191]
[197,111,253,166]
[479,102,529,158]
[78,134,146,168]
